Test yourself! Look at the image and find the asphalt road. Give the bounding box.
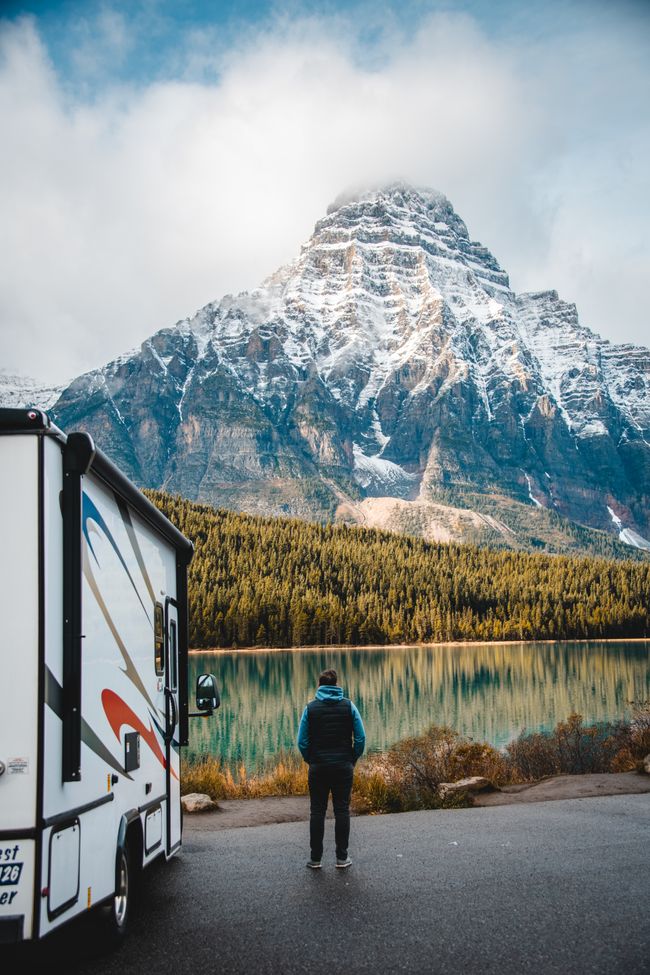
[11,794,650,974]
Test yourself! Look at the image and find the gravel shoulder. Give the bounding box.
[475,770,650,806]
[186,794,311,830]
[185,771,650,829]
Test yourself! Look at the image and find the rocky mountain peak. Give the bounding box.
[313,181,507,290]
[325,181,450,218]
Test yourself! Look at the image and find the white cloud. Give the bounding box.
[68,7,133,81]
[0,9,648,383]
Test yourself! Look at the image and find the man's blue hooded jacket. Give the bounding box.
[297,685,366,763]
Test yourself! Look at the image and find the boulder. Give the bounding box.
[181,792,219,813]
[643,755,650,775]
[438,777,497,799]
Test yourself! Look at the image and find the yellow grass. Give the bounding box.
[182,752,309,800]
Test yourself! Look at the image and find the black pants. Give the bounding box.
[308,762,354,860]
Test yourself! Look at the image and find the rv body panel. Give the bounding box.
[0,412,193,944]
[39,447,180,937]
[42,466,176,820]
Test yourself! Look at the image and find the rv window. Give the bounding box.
[154,603,165,675]
[169,619,178,690]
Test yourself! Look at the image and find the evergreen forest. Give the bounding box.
[147,492,650,648]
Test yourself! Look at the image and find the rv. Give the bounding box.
[0,408,218,945]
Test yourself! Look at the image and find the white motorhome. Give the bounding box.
[0,408,219,945]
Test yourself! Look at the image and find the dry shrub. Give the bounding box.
[553,713,623,774]
[351,761,467,815]
[352,725,511,814]
[609,747,636,772]
[506,712,631,780]
[506,732,559,780]
[446,741,512,786]
[610,700,650,771]
[387,726,460,801]
[629,699,650,758]
[389,727,512,789]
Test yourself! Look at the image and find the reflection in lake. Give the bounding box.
[188,642,650,771]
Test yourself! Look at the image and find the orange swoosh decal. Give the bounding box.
[102,688,178,780]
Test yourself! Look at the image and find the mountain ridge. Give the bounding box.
[6,183,650,554]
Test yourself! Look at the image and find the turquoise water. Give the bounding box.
[187,641,650,771]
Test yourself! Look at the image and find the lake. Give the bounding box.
[187,641,650,771]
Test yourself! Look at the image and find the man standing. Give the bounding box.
[297,668,366,869]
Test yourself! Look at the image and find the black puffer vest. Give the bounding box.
[307,698,354,765]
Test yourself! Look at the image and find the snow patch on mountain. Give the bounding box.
[353,444,418,496]
[607,506,650,551]
[523,472,543,508]
[0,371,64,411]
[618,528,650,551]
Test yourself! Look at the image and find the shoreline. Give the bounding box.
[189,637,650,654]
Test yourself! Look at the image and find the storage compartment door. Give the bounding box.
[145,805,163,855]
[48,821,80,918]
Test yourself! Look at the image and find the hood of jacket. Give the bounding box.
[315,685,344,701]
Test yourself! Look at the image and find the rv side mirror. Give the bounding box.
[196,673,220,713]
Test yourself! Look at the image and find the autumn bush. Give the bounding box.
[352,725,511,814]
[554,713,625,773]
[446,741,513,785]
[610,700,650,771]
[505,731,558,780]
[505,711,646,779]
[629,700,650,756]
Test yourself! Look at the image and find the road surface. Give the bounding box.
[11,794,650,974]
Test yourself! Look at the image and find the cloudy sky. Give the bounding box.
[1,0,648,383]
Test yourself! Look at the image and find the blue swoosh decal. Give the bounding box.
[83,492,151,622]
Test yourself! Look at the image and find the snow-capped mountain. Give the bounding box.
[42,184,650,552]
[0,370,64,411]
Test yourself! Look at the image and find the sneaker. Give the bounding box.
[306,859,322,869]
[336,857,352,869]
